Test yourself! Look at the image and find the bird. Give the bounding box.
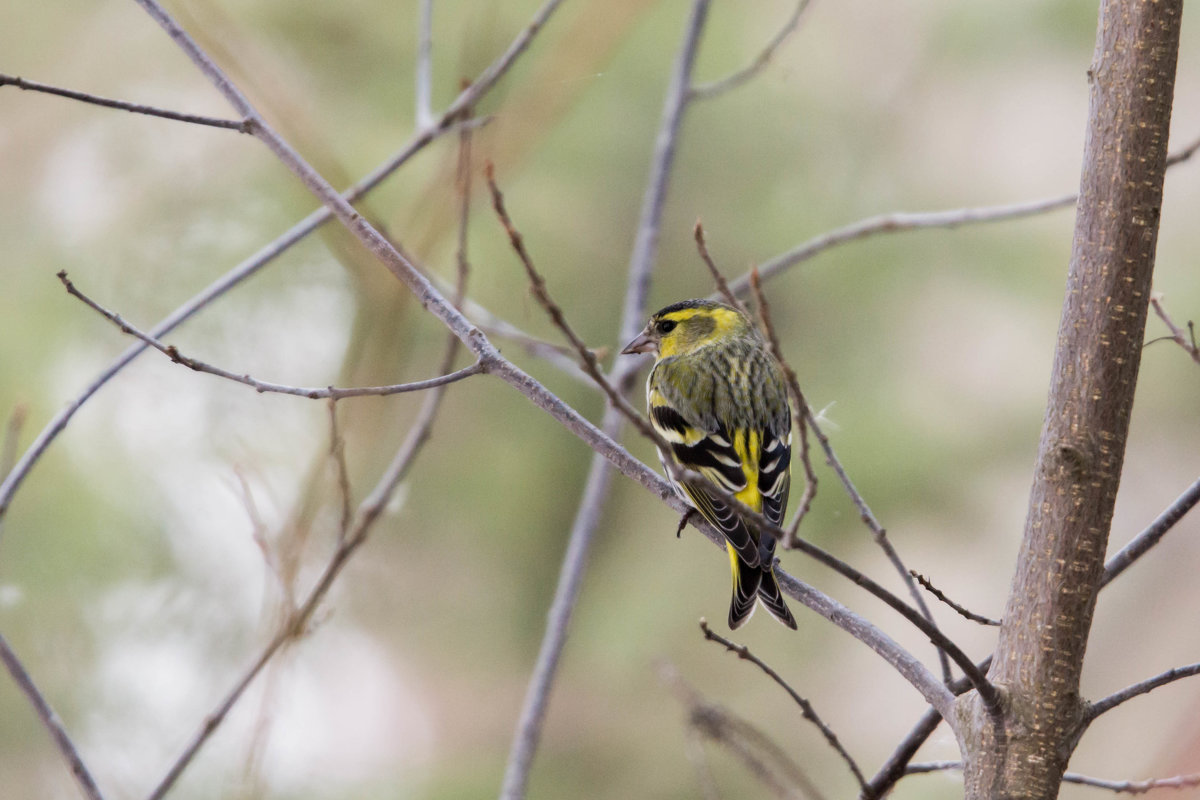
[622,298,797,630]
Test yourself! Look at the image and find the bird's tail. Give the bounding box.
[727,543,761,629]
[757,566,798,630]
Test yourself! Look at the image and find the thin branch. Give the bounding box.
[58,269,484,399]
[0,634,106,800]
[0,0,557,523]
[689,0,810,100]
[1149,294,1200,364]
[486,165,611,383]
[1062,772,1200,794]
[729,130,1200,300]
[1102,475,1200,587]
[0,72,251,131]
[700,620,868,792]
[1165,131,1200,167]
[901,763,1200,796]
[415,0,435,128]
[904,760,961,775]
[911,571,1001,626]
[1084,661,1200,723]
[730,195,1076,298]
[694,222,750,315]
[748,271,956,688]
[498,4,711,796]
[485,165,670,451]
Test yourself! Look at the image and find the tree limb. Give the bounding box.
[969,0,1184,795]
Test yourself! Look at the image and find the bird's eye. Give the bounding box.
[656,319,677,334]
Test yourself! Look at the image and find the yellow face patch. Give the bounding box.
[656,306,745,358]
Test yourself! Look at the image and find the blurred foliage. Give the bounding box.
[2,1,1200,798]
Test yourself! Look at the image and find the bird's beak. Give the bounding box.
[621,327,656,355]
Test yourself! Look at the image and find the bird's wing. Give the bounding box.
[649,397,761,569]
[758,421,792,530]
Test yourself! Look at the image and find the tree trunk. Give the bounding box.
[959,0,1183,797]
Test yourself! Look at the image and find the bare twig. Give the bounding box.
[1084,661,1200,723]
[486,165,610,380]
[904,760,961,775]
[1166,132,1200,167]
[748,271,956,688]
[0,72,251,131]
[910,571,1001,626]
[901,762,1200,795]
[730,196,1076,298]
[1101,481,1200,589]
[700,620,868,791]
[498,5,712,796]
[415,0,435,128]
[728,131,1200,300]
[486,166,672,452]
[1061,772,1200,794]
[689,0,811,100]
[1149,294,1200,364]
[694,222,750,315]
[58,270,484,399]
[0,634,105,800]
[0,0,559,523]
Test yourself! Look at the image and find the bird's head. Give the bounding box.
[621,299,751,359]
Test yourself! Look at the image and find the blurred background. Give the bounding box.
[2,0,1199,798]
